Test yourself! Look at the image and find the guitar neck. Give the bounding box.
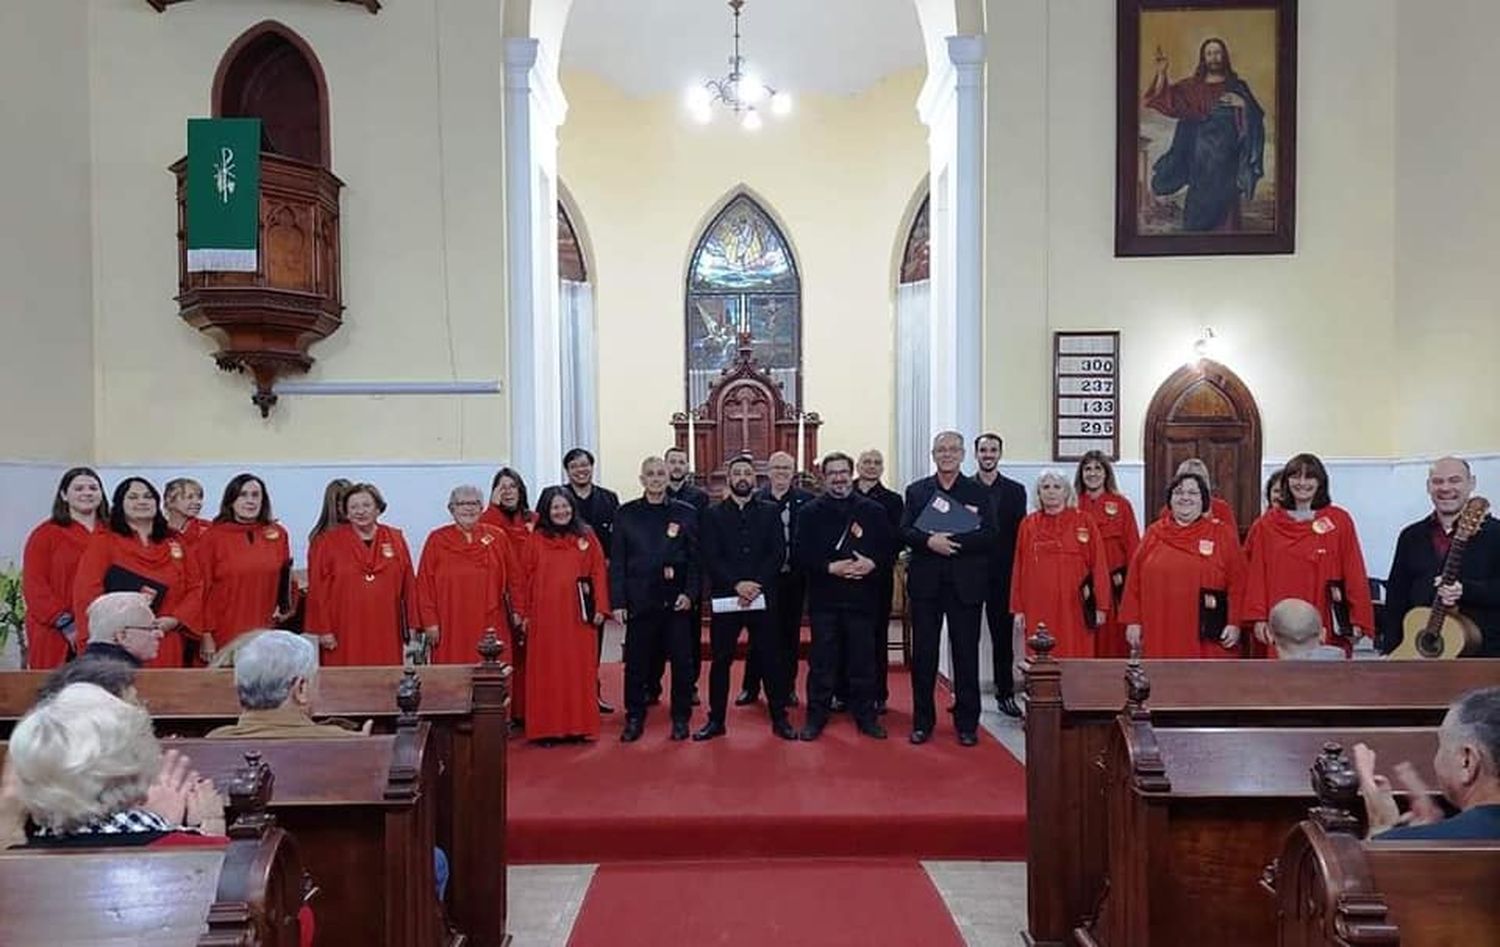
[1426,532,1472,632]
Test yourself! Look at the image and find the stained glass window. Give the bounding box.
[900,194,930,284]
[558,201,586,282]
[686,195,801,409]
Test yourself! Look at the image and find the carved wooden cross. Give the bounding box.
[724,388,766,449]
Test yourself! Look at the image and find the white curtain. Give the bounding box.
[895,279,932,488]
[559,279,597,454]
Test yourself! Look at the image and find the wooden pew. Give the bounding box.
[0,753,306,946]
[0,635,512,947]
[1020,630,1500,946]
[1074,662,1440,946]
[1268,747,1500,947]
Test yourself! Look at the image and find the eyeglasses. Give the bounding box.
[121,624,158,634]
[451,501,484,509]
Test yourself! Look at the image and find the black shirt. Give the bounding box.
[975,471,1028,597]
[755,486,814,573]
[667,481,711,511]
[700,496,785,598]
[900,473,998,604]
[1382,513,1500,656]
[565,483,621,559]
[609,497,700,614]
[795,492,896,610]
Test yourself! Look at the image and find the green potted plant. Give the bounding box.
[0,562,25,668]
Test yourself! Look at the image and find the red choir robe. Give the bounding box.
[172,517,212,548]
[306,523,419,667]
[1157,496,1238,536]
[21,519,98,668]
[481,506,538,717]
[1078,491,1141,657]
[73,531,205,669]
[416,523,519,665]
[199,520,292,652]
[1011,508,1113,659]
[522,527,609,742]
[1119,512,1246,658]
[1244,505,1374,655]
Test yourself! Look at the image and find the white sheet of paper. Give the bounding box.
[711,594,767,614]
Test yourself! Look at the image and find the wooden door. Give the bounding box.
[1144,360,1262,537]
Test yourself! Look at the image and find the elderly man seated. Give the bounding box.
[1269,598,1345,660]
[81,592,164,667]
[1356,685,1500,840]
[207,631,366,739]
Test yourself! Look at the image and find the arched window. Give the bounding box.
[686,194,801,409]
[558,197,596,452]
[895,190,931,487]
[899,195,930,284]
[213,22,331,167]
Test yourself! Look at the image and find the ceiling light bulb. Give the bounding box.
[685,85,712,110]
[740,73,769,104]
[742,110,763,131]
[770,92,792,116]
[691,103,714,124]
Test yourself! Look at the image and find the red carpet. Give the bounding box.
[508,663,1027,863]
[565,859,965,947]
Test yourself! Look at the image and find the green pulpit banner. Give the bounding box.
[186,118,261,272]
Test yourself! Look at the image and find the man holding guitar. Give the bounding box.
[1381,457,1500,658]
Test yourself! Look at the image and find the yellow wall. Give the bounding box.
[558,69,927,476]
[1394,0,1500,456]
[0,2,94,461]
[84,0,508,464]
[985,0,1402,461]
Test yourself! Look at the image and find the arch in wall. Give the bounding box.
[212,21,331,167]
[557,182,597,452]
[1143,359,1264,536]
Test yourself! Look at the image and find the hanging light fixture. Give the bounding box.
[685,0,792,129]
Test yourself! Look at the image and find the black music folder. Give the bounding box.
[103,565,168,613]
[1080,576,1100,630]
[1198,588,1229,642]
[577,577,597,625]
[913,491,981,534]
[1326,580,1353,637]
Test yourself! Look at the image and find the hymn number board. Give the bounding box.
[1053,331,1121,461]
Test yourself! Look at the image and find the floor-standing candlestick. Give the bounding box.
[686,409,696,476]
[795,410,805,474]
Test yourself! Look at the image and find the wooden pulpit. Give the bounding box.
[672,334,820,484]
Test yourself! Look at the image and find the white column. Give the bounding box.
[503,38,568,488]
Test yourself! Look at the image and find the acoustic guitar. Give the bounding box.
[1389,496,1490,659]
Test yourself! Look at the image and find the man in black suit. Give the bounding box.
[665,446,711,511]
[973,433,1028,717]
[900,431,997,746]
[610,457,701,742]
[739,450,813,707]
[1381,456,1500,657]
[795,452,895,740]
[563,447,622,714]
[850,448,905,714]
[698,454,798,741]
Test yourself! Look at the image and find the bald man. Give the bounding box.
[1269,598,1345,660]
[1381,456,1500,656]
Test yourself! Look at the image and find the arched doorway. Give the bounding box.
[1143,359,1263,535]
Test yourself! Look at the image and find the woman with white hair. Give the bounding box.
[1011,470,1112,659]
[417,486,522,665]
[5,682,225,847]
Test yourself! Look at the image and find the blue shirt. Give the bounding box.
[1377,804,1500,841]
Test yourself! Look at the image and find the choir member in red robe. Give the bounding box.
[1012,471,1112,659]
[1158,458,1240,536]
[1074,451,1141,657]
[1245,454,1374,656]
[417,485,521,665]
[198,474,291,662]
[22,468,107,668]
[1119,472,1246,658]
[73,478,204,668]
[300,478,351,643]
[481,467,537,719]
[305,483,418,667]
[164,478,211,548]
[521,486,610,743]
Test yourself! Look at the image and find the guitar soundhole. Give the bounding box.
[1417,632,1444,659]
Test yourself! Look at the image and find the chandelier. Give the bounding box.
[685,0,792,130]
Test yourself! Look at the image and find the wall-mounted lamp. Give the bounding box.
[1192,326,1219,362]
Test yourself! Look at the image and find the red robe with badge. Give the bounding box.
[416,523,518,665]
[1119,512,1246,658]
[306,523,419,667]
[522,528,610,741]
[1157,496,1238,536]
[481,506,538,716]
[172,517,212,549]
[1243,505,1373,655]
[73,530,205,669]
[21,519,98,668]
[199,520,292,651]
[1078,491,1141,657]
[1011,508,1113,659]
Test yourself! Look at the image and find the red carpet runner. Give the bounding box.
[565,859,966,947]
[508,664,1027,862]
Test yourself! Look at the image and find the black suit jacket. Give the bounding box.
[900,474,997,605]
[795,492,896,610]
[1382,514,1500,656]
[700,497,785,599]
[608,497,700,615]
[976,472,1028,601]
[667,481,711,511]
[755,486,815,573]
[566,483,621,558]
